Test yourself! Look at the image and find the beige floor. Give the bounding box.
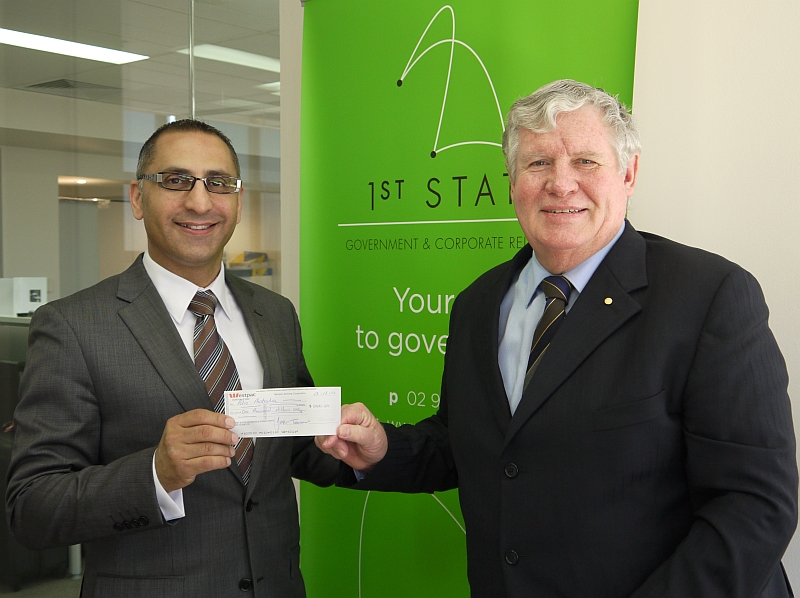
[0,577,81,597]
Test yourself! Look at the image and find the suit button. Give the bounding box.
[246,499,253,512]
[130,519,140,528]
[139,516,149,527]
[239,578,253,591]
[504,463,518,478]
[113,523,124,532]
[122,521,132,530]
[505,550,519,565]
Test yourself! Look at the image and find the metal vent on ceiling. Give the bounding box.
[23,79,122,102]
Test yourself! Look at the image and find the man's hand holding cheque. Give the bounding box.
[316,402,388,472]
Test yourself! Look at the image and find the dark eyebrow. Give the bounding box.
[159,167,236,177]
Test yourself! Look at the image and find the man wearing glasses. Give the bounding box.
[6,120,338,597]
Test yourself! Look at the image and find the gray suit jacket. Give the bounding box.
[5,256,338,597]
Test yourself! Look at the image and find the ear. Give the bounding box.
[508,174,516,204]
[236,186,243,224]
[129,181,144,221]
[624,153,639,197]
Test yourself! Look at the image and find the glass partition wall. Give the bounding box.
[0,0,283,301]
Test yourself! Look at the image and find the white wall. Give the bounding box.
[279,0,304,311]
[632,0,800,579]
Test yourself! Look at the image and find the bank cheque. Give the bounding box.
[224,387,341,437]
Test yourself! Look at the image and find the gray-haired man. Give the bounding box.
[318,80,798,597]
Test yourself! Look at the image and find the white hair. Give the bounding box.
[502,79,640,180]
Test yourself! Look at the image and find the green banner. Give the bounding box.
[300,2,638,596]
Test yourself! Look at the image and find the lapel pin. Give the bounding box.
[604,297,613,305]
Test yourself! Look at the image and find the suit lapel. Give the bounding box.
[226,274,285,494]
[474,247,534,431]
[226,275,283,389]
[117,256,209,414]
[503,224,649,447]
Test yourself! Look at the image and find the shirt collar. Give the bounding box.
[522,221,626,308]
[142,252,234,325]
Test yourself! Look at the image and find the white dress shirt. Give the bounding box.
[143,252,263,520]
[498,222,625,414]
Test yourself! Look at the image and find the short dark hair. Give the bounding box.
[136,119,241,178]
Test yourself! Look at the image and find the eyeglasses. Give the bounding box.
[138,172,242,194]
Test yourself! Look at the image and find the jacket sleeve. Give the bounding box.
[630,267,798,597]
[337,376,458,494]
[5,302,164,550]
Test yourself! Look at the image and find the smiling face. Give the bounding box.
[129,130,242,287]
[510,105,638,273]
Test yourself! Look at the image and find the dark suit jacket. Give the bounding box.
[5,256,338,598]
[349,223,798,597]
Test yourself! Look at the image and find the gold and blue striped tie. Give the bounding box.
[523,276,572,391]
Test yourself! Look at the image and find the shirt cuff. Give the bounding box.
[152,451,185,521]
[353,468,366,482]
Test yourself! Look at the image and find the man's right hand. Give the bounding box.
[315,402,388,472]
[155,409,237,493]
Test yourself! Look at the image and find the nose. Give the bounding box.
[182,179,213,213]
[545,163,578,196]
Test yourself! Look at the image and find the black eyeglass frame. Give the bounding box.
[137,172,242,194]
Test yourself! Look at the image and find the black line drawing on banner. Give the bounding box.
[398,5,505,158]
[358,491,466,598]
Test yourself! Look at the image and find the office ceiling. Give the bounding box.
[0,0,281,128]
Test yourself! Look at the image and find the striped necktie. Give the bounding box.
[523,276,572,391]
[189,290,254,485]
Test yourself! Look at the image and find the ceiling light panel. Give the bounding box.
[0,27,148,65]
[178,44,279,73]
